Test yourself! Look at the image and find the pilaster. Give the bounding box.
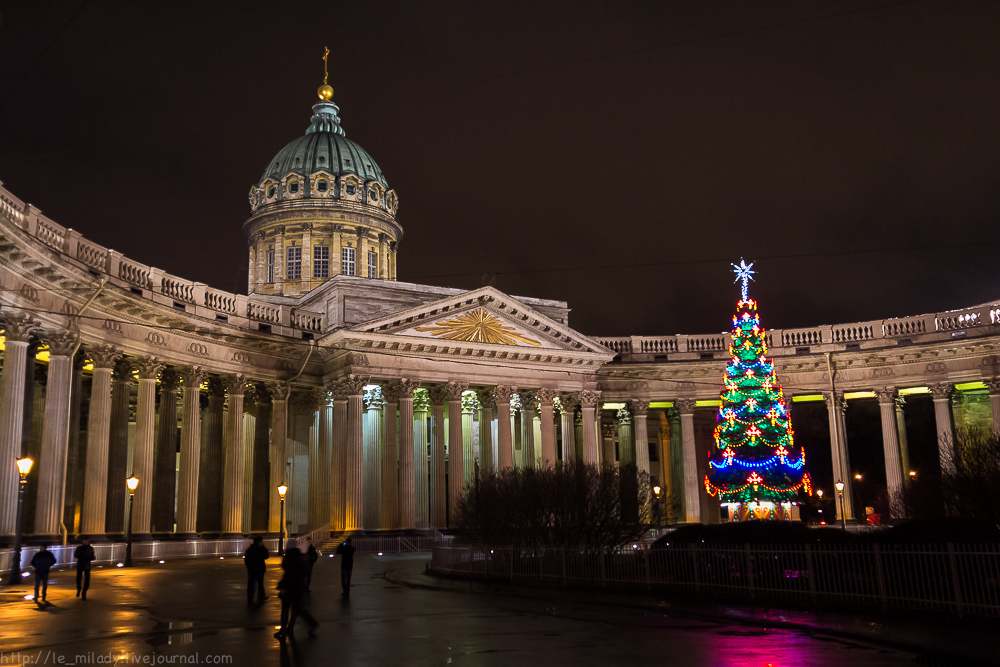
[537,388,557,466]
[492,385,517,469]
[676,398,701,523]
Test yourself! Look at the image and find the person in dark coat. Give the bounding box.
[30,544,57,603]
[73,538,95,599]
[303,536,320,592]
[244,536,269,603]
[273,540,317,640]
[335,537,356,597]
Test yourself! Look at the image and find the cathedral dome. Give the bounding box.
[259,101,388,188]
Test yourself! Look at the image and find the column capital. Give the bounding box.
[984,378,1000,396]
[43,330,79,357]
[492,384,518,403]
[363,385,384,410]
[601,422,616,439]
[340,374,370,396]
[133,356,164,380]
[629,399,650,416]
[578,390,601,408]
[615,405,632,425]
[518,390,538,410]
[461,392,479,413]
[428,385,449,406]
[676,397,696,415]
[930,382,953,400]
[444,381,469,401]
[2,311,39,343]
[560,392,581,412]
[263,381,286,401]
[413,388,431,412]
[822,390,847,412]
[86,344,121,370]
[222,374,247,397]
[388,378,419,399]
[874,386,897,405]
[476,389,496,410]
[179,366,208,388]
[159,368,180,392]
[536,388,558,405]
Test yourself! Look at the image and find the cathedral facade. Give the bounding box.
[1,86,998,545]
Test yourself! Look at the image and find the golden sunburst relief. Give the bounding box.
[415,308,541,346]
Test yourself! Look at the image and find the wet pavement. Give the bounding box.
[0,553,995,666]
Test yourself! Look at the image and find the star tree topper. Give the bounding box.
[732,259,756,301]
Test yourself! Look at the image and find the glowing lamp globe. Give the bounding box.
[15,456,33,477]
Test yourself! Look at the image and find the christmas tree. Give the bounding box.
[704,260,812,520]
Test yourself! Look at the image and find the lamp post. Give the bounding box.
[816,488,824,523]
[6,457,33,585]
[652,485,662,530]
[277,484,287,556]
[124,475,139,567]
[835,480,846,530]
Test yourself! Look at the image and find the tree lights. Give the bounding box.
[704,261,812,520]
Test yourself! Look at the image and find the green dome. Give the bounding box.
[260,101,388,188]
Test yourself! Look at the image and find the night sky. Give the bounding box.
[2,1,998,337]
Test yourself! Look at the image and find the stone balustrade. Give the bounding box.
[0,180,323,337]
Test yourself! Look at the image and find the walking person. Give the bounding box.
[244,536,269,604]
[74,538,95,599]
[303,536,320,592]
[273,539,317,640]
[30,544,57,604]
[335,537,356,597]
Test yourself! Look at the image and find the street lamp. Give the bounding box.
[6,457,33,585]
[835,480,846,530]
[652,485,662,529]
[277,484,288,556]
[124,475,139,567]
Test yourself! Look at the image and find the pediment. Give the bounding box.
[350,286,611,355]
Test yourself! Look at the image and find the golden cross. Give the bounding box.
[323,46,329,85]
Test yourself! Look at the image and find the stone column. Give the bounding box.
[274,225,285,294]
[429,386,447,528]
[518,390,537,469]
[630,400,651,478]
[105,358,133,538]
[677,398,701,523]
[894,396,912,479]
[874,387,905,512]
[152,368,180,535]
[413,388,430,529]
[33,332,78,540]
[617,406,634,465]
[175,367,206,537]
[477,389,496,474]
[267,383,288,534]
[824,391,854,521]
[363,386,383,529]
[382,384,400,530]
[342,375,368,532]
[220,375,246,537]
[0,314,37,539]
[393,380,418,530]
[986,379,1000,437]
[251,386,272,532]
[930,383,956,476]
[79,346,119,539]
[329,382,348,532]
[131,357,164,539]
[537,388,557,467]
[461,391,477,484]
[445,381,468,527]
[579,391,600,465]
[493,385,516,469]
[197,378,225,535]
[560,394,580,464]
[317,390,333,531]
[601,421,616,465]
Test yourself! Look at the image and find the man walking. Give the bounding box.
[244,536,269,604]
[74,538,95,599]
[30,544,57,603]
[303,536,320,592]
[274,539,318,640]
[335,537,356,597]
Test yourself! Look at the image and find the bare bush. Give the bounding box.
[455,462,652,549]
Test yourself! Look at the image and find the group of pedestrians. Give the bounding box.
[242,534,357,641]
[26,538,96,604]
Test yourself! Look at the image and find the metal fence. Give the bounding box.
[0,538,280,576]
[432,543,1000,618]
[327,535,442,555]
